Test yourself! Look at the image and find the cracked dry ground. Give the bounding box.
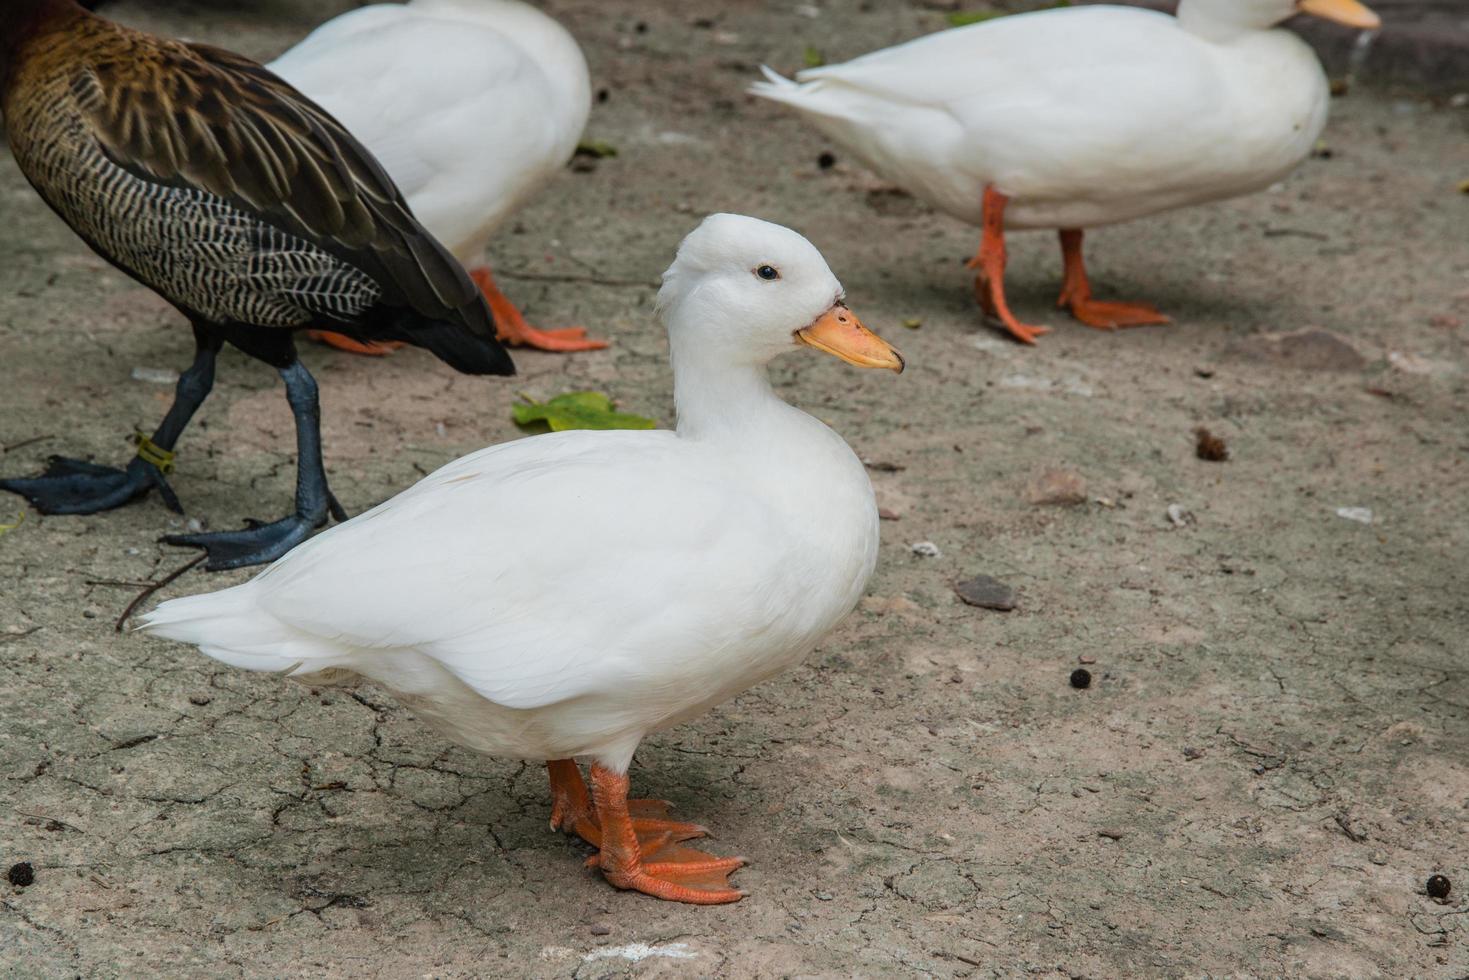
[2,1,1468,977]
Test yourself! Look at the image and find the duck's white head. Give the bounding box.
[1179,0,1379,35]
[657,213,903,373]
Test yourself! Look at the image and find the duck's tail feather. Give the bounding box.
[139,586,338,676]
[748,64,805,104]
[388,308,517,377]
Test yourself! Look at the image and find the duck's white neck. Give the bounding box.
[670,339,796,442]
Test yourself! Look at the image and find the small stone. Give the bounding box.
[1335,506,1373,525]
[953,574,1015,611]
[1166,504,1193,528]
[590,923,612,936]
[1194,428,1229,462]
[1070,668,1092,689]
[188,695,212,707]
[813,890,834,901]
[878,507,901,521]
[1369,851,1389,866]
[1097,828,1124,840]
[1078,654,1096,664]
[131,366,180,385]
[910,541,941,558]
[185,517,205,534]
[1427,875,1452,902]
[7,862,34,887]
[1028,469,1087,506]
[1183,747,1204,761]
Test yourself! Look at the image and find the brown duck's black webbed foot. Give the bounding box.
[164,512,324,571]
[0,454,178,515]
[164,359,344,571]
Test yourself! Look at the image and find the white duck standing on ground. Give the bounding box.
[268,0,606,355]
[142,214,904,905]
[751,0,1380,344]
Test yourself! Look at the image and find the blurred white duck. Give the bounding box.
[269,0,606,354]
[142,214,904,905]
[752,0,1380,344]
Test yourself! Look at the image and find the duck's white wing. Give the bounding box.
[232,431,797,711]
[268,10,570,257]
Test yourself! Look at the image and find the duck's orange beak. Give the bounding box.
[796,304,904,373]
[1297,0,1380,29]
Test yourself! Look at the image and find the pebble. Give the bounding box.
[1194,428,1229,462]
[590,924,612,936]
[910,541,941,558]
[131,366,180,385]
[1166,504,1193,528]
[953,574,1015,611]
[1427,875,1452,903]
[1028,469,1087,507]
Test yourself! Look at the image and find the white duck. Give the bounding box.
[268,0,606,354]
[141,214,904,905]
[751,0,1380,344]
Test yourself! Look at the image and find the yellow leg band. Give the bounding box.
[133,434,176,475]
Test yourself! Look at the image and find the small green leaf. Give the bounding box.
[512,392,657,434]
[574,139,619,159]
[0,512,23,536]
[948,1,1067,27]
[946,10,1001,26]
[803,45,825,68]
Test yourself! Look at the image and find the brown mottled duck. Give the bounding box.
[0,0,515,569]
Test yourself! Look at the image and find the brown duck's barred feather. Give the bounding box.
[1,8,509,368]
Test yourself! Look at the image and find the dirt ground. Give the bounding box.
[2,1,1468,977]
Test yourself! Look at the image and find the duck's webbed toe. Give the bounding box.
[0,454,178,515]
[163,511,333,571]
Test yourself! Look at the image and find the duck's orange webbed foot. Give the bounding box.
[470,267,609,353]
[1057,229,1171,331]
[969,186,1050,345]
[550,761,745,904]
[305,330,406,356]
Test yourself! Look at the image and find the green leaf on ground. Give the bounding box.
[574,139,619,159]
[803,45,826,68]
[948,1,1068,27]
[512,392,657,433]
[946,10,1001,26]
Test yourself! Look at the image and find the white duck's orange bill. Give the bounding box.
[1297,0,1380,29]
[796,305,904,373]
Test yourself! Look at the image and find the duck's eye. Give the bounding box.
[755,264,780,281]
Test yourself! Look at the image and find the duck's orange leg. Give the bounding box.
[965,186,1050,345]
[547,759,709,849]
[305,331,405,356]
[470,267,608,353]
[1057,229,1171,330]
[554,762,745,904]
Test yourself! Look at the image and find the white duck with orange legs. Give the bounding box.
[141,215,904,905]
[752,0,1380,343]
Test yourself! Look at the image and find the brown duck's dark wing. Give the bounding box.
[73,37,495,339]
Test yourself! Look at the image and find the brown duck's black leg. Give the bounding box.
[163,359,346,571]
[0,328,221,515]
